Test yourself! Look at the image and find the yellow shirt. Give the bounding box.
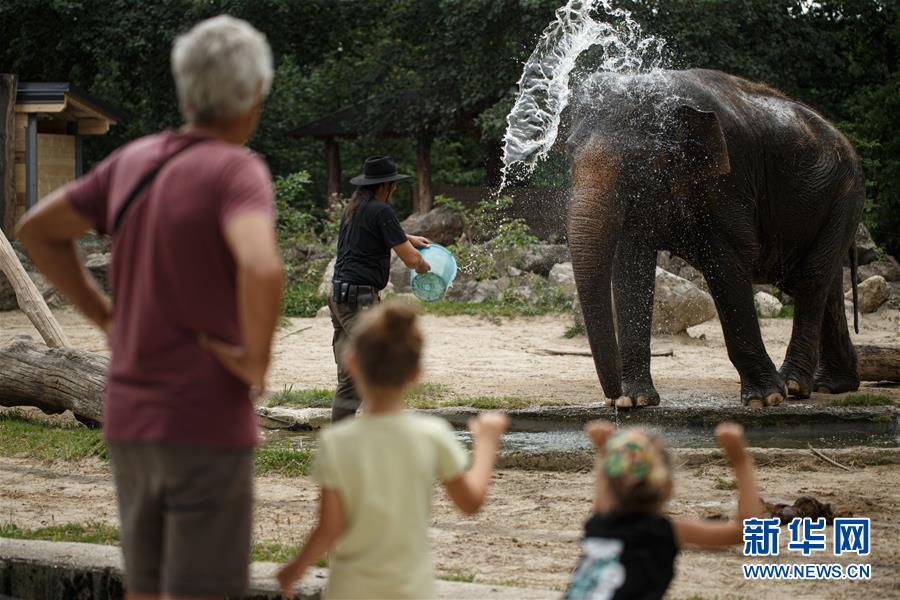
[312,412,469,599]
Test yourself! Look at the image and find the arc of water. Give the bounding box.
[499,0,665,189]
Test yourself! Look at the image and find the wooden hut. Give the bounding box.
[0,74,119,236]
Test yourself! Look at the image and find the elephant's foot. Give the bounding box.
[778,364,813,399]
[813,368,860,394]
[603,382,660,410]
[741,373,787,409]
[622,381,660,408]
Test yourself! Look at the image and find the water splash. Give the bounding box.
[500,0,665,187]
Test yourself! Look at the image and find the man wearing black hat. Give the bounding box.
[329,155,431,421]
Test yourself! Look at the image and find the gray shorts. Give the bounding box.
[108,442,254,597]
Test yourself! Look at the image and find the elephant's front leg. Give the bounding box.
[613,238,659,408]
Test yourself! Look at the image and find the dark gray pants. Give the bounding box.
[329,294,379,422]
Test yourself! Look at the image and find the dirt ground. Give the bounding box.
[1,307,899,598]
[2,304,896,404]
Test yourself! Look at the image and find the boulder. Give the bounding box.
[570,268,716,335]
[858,255,900,282]
[316,305,331,318]
[0,270,65,311]
[390,254,411,293]
[444,277,511,303]
[656,251,709,292]
[84,252,111,293]
[317,258,336,297]
[754,291,783,318]
[400,206,464,246]
[548,262,576,299]
[652,267,717,334]
[521,243,570,276]
[853,223,879,266]
[848,275,890,313]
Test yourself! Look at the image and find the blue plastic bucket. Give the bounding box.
[410,243,458,302]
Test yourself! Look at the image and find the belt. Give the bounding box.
[332,281,378,308]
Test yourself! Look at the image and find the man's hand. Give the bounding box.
[715,422,748,465]
[407,234,430,249]
[585,420,616,451]
[414,257,431,274]
[199,334,266,397]
[468,411,509,442]
[276,561,301,598]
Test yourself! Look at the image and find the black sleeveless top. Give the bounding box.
[565,511,678,599]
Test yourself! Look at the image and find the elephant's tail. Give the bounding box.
[850,244,859,333]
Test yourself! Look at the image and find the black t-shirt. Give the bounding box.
[565,511,678,600]
[333,199,408,289]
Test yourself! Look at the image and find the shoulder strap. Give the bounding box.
[111,137,209,235]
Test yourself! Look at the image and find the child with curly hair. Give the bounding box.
[276,302,509,599]
[565,421,763,599]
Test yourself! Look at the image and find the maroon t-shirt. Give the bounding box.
[65,130,275,448]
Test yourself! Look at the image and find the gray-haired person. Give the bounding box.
[329,156,431,422]
[17,15,282,600]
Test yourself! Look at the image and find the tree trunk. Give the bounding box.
[0,226,70,348]
[0,74,16,238]
[0,338,107,424]
[856,345,900,382]
[415,136,433,214]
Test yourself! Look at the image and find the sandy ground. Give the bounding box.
[2,303,895,405]
[2,453,899,598]
[1,306,899,598]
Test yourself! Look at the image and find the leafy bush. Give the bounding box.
[449,195,538,280]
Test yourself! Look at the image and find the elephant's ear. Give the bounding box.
[673,105,731,180]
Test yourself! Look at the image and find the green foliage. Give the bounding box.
[255,446,313,477]
[0,413,107,461]
[450,196,539,280]
[282,280,327,318]
[0,521,119,545]
[268,386,334,408]
[830,394,894,407]
[564,322,585,338]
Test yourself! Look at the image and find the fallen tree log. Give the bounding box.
[856,345,900,382]
[0,337,107,424]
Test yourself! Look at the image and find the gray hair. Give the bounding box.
[171,15,273,124]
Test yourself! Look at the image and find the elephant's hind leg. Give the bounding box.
[814,272,860,394]
[701,250,786,408]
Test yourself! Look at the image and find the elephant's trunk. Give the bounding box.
[568,144,623,399]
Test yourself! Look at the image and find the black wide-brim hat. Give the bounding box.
[350,155,412,186]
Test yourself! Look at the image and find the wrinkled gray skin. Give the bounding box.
[566,69,863,408]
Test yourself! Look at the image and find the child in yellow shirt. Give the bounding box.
[277,302,509,599]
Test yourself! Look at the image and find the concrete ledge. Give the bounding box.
[0,538,555,599]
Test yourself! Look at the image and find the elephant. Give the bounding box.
[566,68,863,408]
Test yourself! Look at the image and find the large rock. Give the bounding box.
[400,206,464,246]
[548,262,576,299]
[84,252,111,293]
[521,243,570,276]
[848,275,890,313]
[656,251,709,292]
[754,291,783,318]
[858,255,900,282]
[444,277,511,303]
[390,254,411,293]
[652,267,717,334]
[0,271,66,311]
[317,258,336,297]
[571,268,716,335]
[853,223,879,266]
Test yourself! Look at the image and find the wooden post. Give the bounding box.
[324,137,341,198]
[0,226,70,348]
[415,136,433,214]
[0,74,16,237]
